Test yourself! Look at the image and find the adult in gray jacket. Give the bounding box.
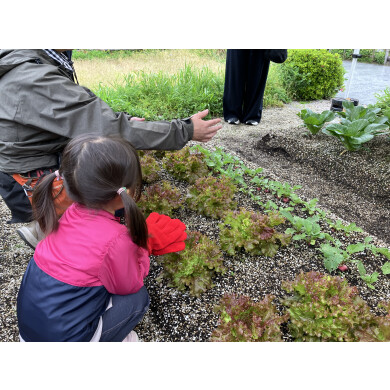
[0,49,222,247]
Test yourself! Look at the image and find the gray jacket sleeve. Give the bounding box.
[19,64,194,150]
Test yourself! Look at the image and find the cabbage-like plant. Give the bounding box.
[186,176,237,219]
[297,108,335,135]
[219,208,291,257]
[158,231,225,296]
[337,100,385,124]
[322,119,389,151]
[211,294,288,342]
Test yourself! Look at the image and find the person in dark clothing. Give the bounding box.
[223,49,270,126]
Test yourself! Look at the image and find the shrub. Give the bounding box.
[281,271,390,342]
[279,49,345,100]
[137,180,181,217]
[211,294,288,342]
[158,230,225,296]
[162,146,210,184]
[373,87,390,111]
[186,176,237,219]
[219,208,291,257]
[139,153,161,183]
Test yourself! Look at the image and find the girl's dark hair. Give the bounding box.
[32,134,148,249]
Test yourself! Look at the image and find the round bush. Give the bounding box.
[279,49,345,100]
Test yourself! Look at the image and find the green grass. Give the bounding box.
[72,49,142,60]
[93,62,290,120]
[94,65,225,120]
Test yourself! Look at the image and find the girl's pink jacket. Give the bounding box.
[34,203,150,295]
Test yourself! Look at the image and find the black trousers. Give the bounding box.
[223,49,270,123]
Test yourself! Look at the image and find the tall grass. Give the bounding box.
[95,65,225,120]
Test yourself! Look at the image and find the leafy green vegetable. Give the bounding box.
[137,180,181,217]
[297,108,335,134]
[162,146,210,184]
[219,209,290,257]
[322,118,389,151]
[186,176,237,219]
[281,271,390,341]
[211,294,288,342]
[158,231,225,296]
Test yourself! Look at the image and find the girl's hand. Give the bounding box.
[130,117,145,121]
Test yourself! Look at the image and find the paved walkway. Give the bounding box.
[336,60,390,105]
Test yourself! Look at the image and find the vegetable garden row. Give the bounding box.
[134,145,390,341]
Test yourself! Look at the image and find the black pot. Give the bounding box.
[330,97,359,111]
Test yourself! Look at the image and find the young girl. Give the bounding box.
[17,134,187,342]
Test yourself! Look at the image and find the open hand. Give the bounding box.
[191,109,222,142]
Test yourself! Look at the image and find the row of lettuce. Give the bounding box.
[136,146,390,341]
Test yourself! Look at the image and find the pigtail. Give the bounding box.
[32,172,60,235]
[119,190,148,250]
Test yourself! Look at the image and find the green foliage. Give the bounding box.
[72,49,139,60]
[337,100,385,124]
[219,209,291,257]
[158,231,225,296]
[327,219,363,236]
[356,260,379,289]
[95,65,224,120]
[281,271,390,341]
[263,64,292,108]
[211,294,288,342]
[329,49,386,65]
[281,211,331,245]
[139,152,161,183]
[162,146,210,184]
[186,176,237,219]
[297,108,335,134]
[373,87,390,111]
[323,118,389,151]
[279,49,345,100]
[267,180,302,198]
[137,180,181,217]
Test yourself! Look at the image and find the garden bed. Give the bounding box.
[1,99,389,342]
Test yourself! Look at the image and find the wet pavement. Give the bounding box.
[335,60,390,106]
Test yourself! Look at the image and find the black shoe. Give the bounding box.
[245,120,259,126]
[226,117,240,125]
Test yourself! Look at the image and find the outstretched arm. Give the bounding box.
[191,109,222,142]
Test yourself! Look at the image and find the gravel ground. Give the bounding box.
[1,98,389,342]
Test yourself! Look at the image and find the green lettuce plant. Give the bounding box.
[280,210,331,245]
[186,176,237,219]
[297,108,335,135]
[211,294,288,342]
[158,230,225,296]
[137,180,181,216]
[219,208,291,257]
[281,271,390,341]
[139,153,161,183]
[162,146,210,183]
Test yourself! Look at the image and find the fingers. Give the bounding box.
[191,109,209,119]
[204,117,222,127]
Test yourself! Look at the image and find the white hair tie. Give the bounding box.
[54,170,62,181]
[117,187,126,195]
